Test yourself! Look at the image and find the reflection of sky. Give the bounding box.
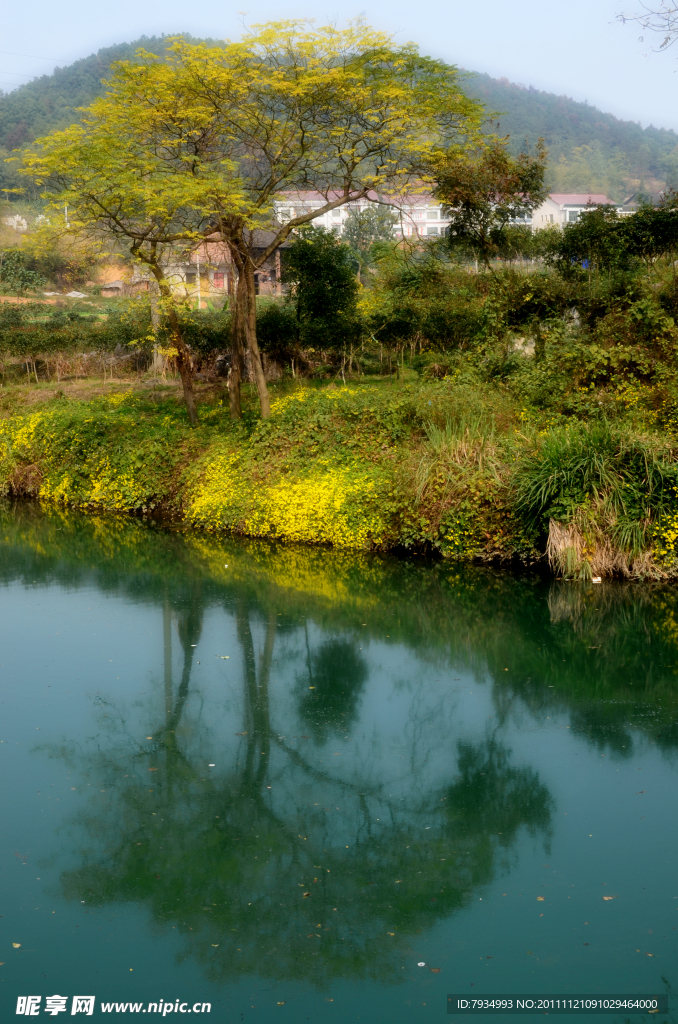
[1,570,678,1022]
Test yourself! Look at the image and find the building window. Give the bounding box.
[213,272,224,288]
[426,210,438,219]
[332,208,341,218]
[278,209,290,219]
[185,271,196,285]
[426,226,439,235]
[568,211,579,223]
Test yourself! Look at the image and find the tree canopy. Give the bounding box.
[21,21,486,419]
[436,140,548,268]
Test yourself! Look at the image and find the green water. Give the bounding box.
[1,504,677,1022]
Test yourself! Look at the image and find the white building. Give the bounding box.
[530,193,621,228]
[275,191,623,240]
[274,191,451,239]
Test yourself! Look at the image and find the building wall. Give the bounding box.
[531,196,623,228]
[274,196,451,239]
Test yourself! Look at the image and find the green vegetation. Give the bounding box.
[4,30,678,578]
[6,194,678,578]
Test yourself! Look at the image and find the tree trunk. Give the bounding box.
[243,261,270,419]
[229,270,246,420]
[149,262,198,428]
[169,308,199,428]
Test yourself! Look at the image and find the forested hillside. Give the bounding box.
[464,72,678,200]
[1,37,677,202]
[0,36,217,200]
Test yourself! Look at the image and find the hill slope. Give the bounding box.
[464,72,678,200]
[1,39,677,202]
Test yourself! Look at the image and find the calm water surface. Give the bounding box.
[0,504,677,1022]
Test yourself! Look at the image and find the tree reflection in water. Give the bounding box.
[49,586,552,986]
[10,503,677,984]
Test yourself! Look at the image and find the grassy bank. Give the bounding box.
[3,369,678,579]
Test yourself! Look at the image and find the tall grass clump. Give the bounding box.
[514,421,678,578]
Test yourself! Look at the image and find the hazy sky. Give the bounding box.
[3,0,678,132]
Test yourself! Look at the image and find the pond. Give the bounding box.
[0,504,676,1022]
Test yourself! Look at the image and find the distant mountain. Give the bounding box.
[1,40,677,203]
[0,36,215,200]
[463,72,678,201]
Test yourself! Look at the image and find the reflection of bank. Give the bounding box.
[52,583,553,988]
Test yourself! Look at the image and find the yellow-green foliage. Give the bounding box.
[0,387,402,550]
[0,393,186,512]
[0,379,530,558]
[651,510,678,567]
[186,445,391,548]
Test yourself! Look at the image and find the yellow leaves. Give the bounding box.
[186,442,389,549]
[21,20,483,261]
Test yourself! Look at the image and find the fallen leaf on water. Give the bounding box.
[417,962,426,967]
[583,943,589,946]
[527,951,533,955]
[146,736,152,740]
[637,791,645,794]
[602,896,618,900]
[649,1010,660,1014]
[212,944,219,947]
[302,893,310,898]
[537,897,545,901]
[307,934,315,938]
[235,732,247,736]
[430,967,441,973]
[486,956,493,959]
[277,1002,286,1006]
[12,943,20,948]
[148,768,157,772]
[646,953,655,957]
[387,932,395,936]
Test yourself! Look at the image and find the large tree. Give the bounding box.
[115,23,484,418]
[22,22,484,419]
